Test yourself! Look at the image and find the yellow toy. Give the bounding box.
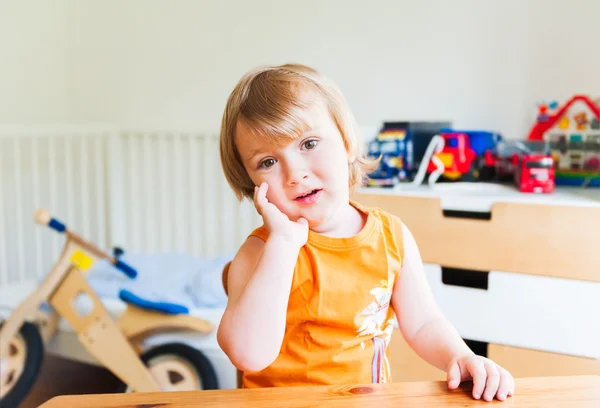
[0,210,216,407]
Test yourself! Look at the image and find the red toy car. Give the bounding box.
[484,143,555,193]
[514,154,555,193]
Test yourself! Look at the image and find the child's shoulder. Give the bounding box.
[248,225,269,241]
[354,200,404,231]
[355,201,407,260]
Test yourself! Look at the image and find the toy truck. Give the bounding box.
[366,122,453,186]
[424,129,503,181]
[483,141,555,193]
[366,125,413,187]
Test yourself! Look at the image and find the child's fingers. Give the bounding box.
[253,182,269,216]
[467,359,487,400]
[296,217,308,226]
[253,186,261,215]
[446,361,461,390]
[481,361,500,402]
[504,367,515,397]
[495,367,512,401]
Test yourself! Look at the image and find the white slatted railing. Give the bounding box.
[107,130,261,257]
[0,126,113,285]
[0,126,261,286]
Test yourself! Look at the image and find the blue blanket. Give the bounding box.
[86,252,231,312]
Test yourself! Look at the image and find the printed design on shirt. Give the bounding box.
[356,268,395,384]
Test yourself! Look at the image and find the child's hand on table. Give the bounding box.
[447,354,515,402]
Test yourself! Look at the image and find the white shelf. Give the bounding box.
[360,183,600,212]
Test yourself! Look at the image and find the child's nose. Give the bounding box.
[285,162,309,185]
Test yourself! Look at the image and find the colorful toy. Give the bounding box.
[424,129,503,181]
[0,210,217,407]
[411,135,446,187]
[483,141,555,193]
[366,124,413,186]
[413,128,554,193]
[535,100,559,123]
[527,95,600,187]
[366,122,452,187]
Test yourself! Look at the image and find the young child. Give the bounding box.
[217,63,515,402]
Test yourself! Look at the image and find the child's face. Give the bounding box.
[235,96,352,228]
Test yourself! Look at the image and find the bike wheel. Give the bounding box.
[117,343,218,392]
[0,321,44,408]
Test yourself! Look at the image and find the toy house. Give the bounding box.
[527,95,600,186]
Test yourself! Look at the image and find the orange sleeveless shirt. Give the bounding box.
[242,201,405,388]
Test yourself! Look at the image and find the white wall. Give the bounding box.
[1,0,599,282]
[2,0,598,137]
[63,0,599,140]
[0,0,71,123]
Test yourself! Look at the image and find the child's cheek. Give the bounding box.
[265,187,289,214]
[262,175,281,200]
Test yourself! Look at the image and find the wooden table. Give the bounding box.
[40,375,599,407]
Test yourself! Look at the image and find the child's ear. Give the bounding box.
[348,155,356,164]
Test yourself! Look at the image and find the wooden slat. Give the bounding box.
[0,142,7,284]
[93,135,107,248]
[127,132,141,251]
[158,133,171,251]
[13,137,26,282]
[39,375,600,407]
[79,135,91,238]
[353,192,600,282]
[488,344,600,378]
[173,133,186,253]
[107,132,127,248]
[188,133,201,255]
[64,135,75,228]
[142,132,155,252]
[31,137,43,278]
[48,136,59,255]
[48,267,160,392]
[202,136,218,258]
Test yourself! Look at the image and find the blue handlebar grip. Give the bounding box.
[114,260,137,279]
[48,218,66,233]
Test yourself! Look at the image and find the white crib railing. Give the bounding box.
[107,129,261,257]
[0,126,261,286]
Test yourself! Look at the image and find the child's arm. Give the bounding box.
[391,222,515,402]
[217,235,301,372]
[217,182,308,373]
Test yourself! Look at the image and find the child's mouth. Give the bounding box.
[295,189,322,205]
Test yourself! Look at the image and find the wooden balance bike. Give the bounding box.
[0,210,218,407]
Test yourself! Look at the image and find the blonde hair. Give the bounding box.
[219,63,378,201]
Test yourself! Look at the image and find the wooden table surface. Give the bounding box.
[40,375,600,407]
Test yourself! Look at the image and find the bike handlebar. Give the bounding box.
[34,209,66,233]
[34,209,138,279]
[113,260,137,278]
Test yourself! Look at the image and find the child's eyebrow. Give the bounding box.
[247,148,264,160]
[243,147,269,163]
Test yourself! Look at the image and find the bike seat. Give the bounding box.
[118,289,189,315]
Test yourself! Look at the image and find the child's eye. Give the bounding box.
[302,139,318,150]
[259,158,276,169]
